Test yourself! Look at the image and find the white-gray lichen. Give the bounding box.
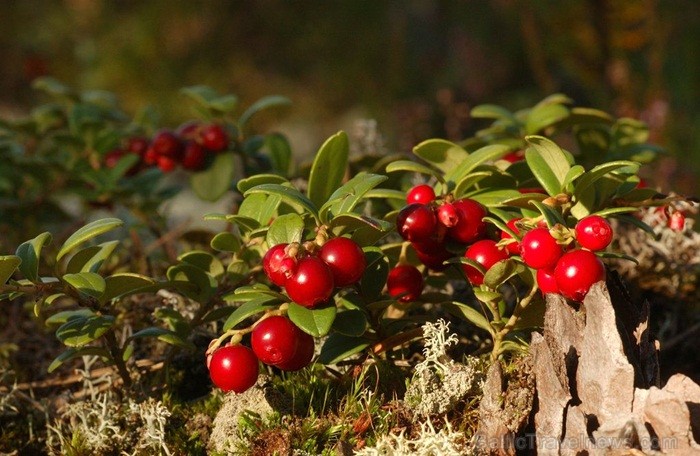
[355,419,471,456]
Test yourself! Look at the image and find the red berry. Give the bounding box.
[286,256,334,308]
[406,184,436,205]
[500,218,522,255]
[575,215,613,251]
[181,141,207,170]
[518,188,547,195]
[152,130,183,158]
[437,203,459,228]
[104,149,125,168]
[177,120,203,141]
[520,227,562,270]
[262,243,293,287]
[396,203,437,242]
[143,147,159,166]
[668,211,686,232]
[318,237,366,287]
[447,199,487,244]
[208,345,259,393]
[156,155,178,173]
[554,249,606,302]
[462,239,509,285]
[503,150,525,163]
[276,329,315,371]
[536,267,559,295]
[413,240,453,271]
[126,136,149,156]
[387,265,423,302]
[251,316,302,366]
[201,124,229,152]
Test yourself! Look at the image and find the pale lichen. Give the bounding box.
[355,419,471,456]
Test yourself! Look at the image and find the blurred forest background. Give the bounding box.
[0,0,698,196]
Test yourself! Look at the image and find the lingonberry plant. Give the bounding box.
[0,91,694,398]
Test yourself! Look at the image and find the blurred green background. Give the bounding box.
[1,0,698,195]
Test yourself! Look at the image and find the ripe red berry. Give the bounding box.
[447,198,487,244]
[151,130,183,158]
[503,150,525,163]
[208,345,259,393]
[406,184,436,205]
[520,227,562,270]
[437,203,459,228]
[396,203,437,242]
[668,211,686,232]
[126,136,150,156]
[276,329,315,371]
[285,256,334,308]
[251,316,302,366]
[536,267,559,295]
[318,237,366,287]
[143,147,159,166]
[181,141,207,170]
[554,249,606,302]
[575,215,613,251]
[201,124,229,152]
[262,243,293,287]
[500,218,522,256]
[462,239,509,285]
[156,155,178,173]
[413,240,452,271]
[387,265,423,302]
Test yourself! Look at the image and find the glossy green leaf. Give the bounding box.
[48,347,111,373]
[498,193,548,209]
[573,160,640,198]
[57,218,123,262]
[483,259,525,289]
[263,132,293,176]
[180,85,222,109]
[0,255,21,285]
[153,307,190,336]
[466,189,522,207]
[127,327,195,349]
[321,172,388,221]
[363,188,408,203]
[56,315,115,347]
[385,160,443,182]
[331,309,368,337]
[524,136,571,196]
[528,200,566,227]
[222,297,280,331]
[441,301,493,335]
[453,171,493,198]
[446,144,511,184]
[167,263,217,302]
[16,232,52,282]
[102,273,156,302]
[470,104,517,124]
[412,139,469,173]
[591,207,640,218]
[329,213,392,238]
[359,248,389,302]
[318,333,370,365]
[563,165,586,189]
[209,95,238,113]
[210,232,241,253]
[307,131,349,208]
[63,272,106,299]
[178,250,225,278]
[239,95,291,129]
[287,302,337,337]
[525,103,570,134]
[614,214,656,237]
[190,152,235,202]
[266,213,305,247]
[65,240,119,274]
[244,183,319,222]
[236,173,288,194]
[45,308,95,326]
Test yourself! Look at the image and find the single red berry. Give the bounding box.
[437,203,459,228]
[554,249,606,302]
[286,256,334,308]
[396,203,437,242]
[262,243,292,287]
[181,141,207,171]
[536,267,559,295]
[500,218,522,256]
[208,345,259,393]
[668,211,686,232]
[447,198,487,244]
[151,130,183,158]
[104,149,125,168]
[201,124,229,152]
[143,147,159,166]
[276,329,315,371]
[251,316,301,366]
[575,215,613,251]
[462,239,509,285]
[318,237,366,287]
[387,265,423,302]
[503,150,525,163]
[520,227,562,270]
[406,184,436,205]
[518,188,547,195]
[126,136,150,156]
[156,155,178,173]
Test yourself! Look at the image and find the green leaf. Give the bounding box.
[359,248,389,302]
[445,144,511,184]
[127,327,195,349]
[470,104,517,124]
[453,171,493,198]
[329,213,392,238]
[614,214,656,237]
[528,200,567,227]
[56,315,115,347]
[102,273,156,302]
[563,165,586,189]
[524,136,571,196]
[467,189,522,207]
[154,307,191,336]
[57,218,123,262]
[223,297,280,331]
[385,160,443,182]
[525,103,570,134]
[236,173,288,194]
[320,173,388,221]
[331,310,368,337]
[266,213,305,247]
[363,188,408,203]
[210,232,241,253]
[483,260,526,289]
[32,76,74,99]
[16,232,52,282]
[573,160,640,198]
[48,347,111,373]
[287,302,337,337]
[263,133,293,176]
[63,272,106,299]
[179,251,225,278]
[180,85,221,109]
[239,95,291,130]
[307,131,349,208]
[190,152,235,202]
[318,333,370,365]
[0,255,21,284]
[441,301,493,335]
[412,139,469,173]
[167,264,217,302]
[45,308,95,326]
[244,184,319,222]
[65,240,119,274]
[208,95,239,113]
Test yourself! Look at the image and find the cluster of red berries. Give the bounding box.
[207,315,315,393]
[511,215,611,302]
[103,122,230,174]
[262,237,366,308]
